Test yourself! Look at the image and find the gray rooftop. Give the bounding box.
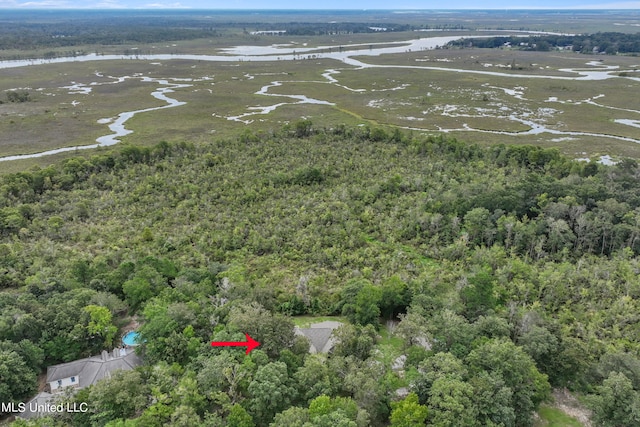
[18,392,54,419]
[294,321,343,353]
[46,348,141,390]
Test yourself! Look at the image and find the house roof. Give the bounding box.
[294,321,343,353]
[18,392,53,419]
[46,348,141,389]
[297,328,334,353]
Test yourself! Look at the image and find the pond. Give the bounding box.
[122,331,140,346]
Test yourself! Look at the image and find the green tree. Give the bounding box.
[122,277,153,312]
[412,352,467,405]
[248,361,298,426]
[588,372,640,427]
[0,339,44,374]
[170,372,206,414]
[461,269,497,321]
[389,392,428,427]
[294,119,313,138]
[309,411,358,427]
[473,315,511,340]
[168,404,201,427]
[353,284,382,327]
[228,403,255,427]
[87,370,149,426]
[463,207,494,246]
[342,361,386,424]
[270,407,309,427]
[0,350,37,402]
[227,302,296,358]
[196,352,249,403]
[594,352,640,390]
[341,283,383,327]
[379,275,409,319]
[428,309,476,358]
[13,416,77,427]
[396,311,429,348]
[470,371,516,427]
[146,325,201,366]
[517,325,558,371]
[466,339,550,426]
[84,304,118,348]
[294,354,339,402]
[308,395,365,427]
[331,324,377,360]
[427,376,477,427]
[308,395,359,420]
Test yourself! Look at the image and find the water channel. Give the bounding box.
[1,33,639,162]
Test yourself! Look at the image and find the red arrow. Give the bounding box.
[210,333,261,354]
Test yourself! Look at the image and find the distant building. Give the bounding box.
[19,347,141,419]
[294,320,343,353]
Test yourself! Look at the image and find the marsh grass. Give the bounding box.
[3,30,640,170]
[535,405,584,427]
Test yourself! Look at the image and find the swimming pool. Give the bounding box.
[122,331,140,346]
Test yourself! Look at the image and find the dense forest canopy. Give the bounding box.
[2,125,640,426]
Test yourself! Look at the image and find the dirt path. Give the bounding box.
[552,388,592,427]
[122,315,140,332]
[36,372,47,392]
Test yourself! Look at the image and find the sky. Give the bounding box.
[1,0,640,8]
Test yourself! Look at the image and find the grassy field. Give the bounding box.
[291,315,349,328]
[536,405,584,427]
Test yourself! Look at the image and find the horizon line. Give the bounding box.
[2,7,640,10]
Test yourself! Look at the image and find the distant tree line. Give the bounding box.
[248,22,412,36]
[0,18,414,54]
[0,25,219,52]
[448,32,640,54]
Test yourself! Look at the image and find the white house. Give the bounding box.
[19,347,141,419]
[47,347,140,393]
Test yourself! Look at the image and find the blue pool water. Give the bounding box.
[122,331,139,346]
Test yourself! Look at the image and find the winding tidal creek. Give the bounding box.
[1,33,639,162]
